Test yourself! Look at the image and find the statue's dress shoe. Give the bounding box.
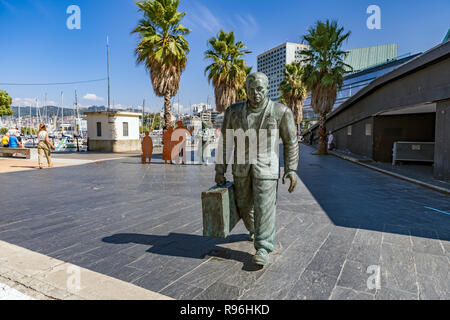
[253,249,268,266]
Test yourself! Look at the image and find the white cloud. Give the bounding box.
[186,2,259,38]
[83,93,104,102]
[12,98,36,107]
[235,14,259,37]
[12,97,58,107]
[187,2,223,34]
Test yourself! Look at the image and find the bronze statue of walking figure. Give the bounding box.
[215,72,299,266]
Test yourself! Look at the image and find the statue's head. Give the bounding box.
[246,72,269,106]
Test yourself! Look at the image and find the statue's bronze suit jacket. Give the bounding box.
[215,100,299,180]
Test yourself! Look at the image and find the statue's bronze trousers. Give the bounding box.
[234,173,278,253]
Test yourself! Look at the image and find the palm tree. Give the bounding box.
[279,62,308,134]
[204,30,251,113]
[236,66,253,102]
[300,19,352,154]
[132,0,190,130]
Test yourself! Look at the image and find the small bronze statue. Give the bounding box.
[141,131,153,164]
[215,72,299,266]
[198,120,212,165]
[162,126,174,165]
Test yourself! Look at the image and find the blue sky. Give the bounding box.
[0,0,449,113]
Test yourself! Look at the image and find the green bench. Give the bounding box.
[0,148,31,159]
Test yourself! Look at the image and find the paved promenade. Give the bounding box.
[0,145,449,299]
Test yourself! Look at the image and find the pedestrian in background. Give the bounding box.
[1,133,9,147]
[309,131,314,145]
[8,133,22,149]
[37,124,56,169]
[328,131,335,151]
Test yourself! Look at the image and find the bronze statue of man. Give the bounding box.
[215,72,299,266]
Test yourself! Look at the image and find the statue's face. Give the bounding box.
[247,78,268,105]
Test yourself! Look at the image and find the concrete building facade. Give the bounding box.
[304,41,450,181]
[257,42,309,101]
[86,111,141,152]
[303,52,419,122]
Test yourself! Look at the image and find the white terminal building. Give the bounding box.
[257,42,309,101]
[86,111,141,153]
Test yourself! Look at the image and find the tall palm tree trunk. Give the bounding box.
[317,112,328,155]
[290,100,303,135]
[297,102,303,134]
[298,108,303,125]
[164,93,172,130]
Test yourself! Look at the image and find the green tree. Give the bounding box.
[204,30,251,113]
[236,65,252,102]
[279,62,308,133]
[300,19,352,154]
[151,113,163,130]
[0,89,13,118]
[132,0,190,131]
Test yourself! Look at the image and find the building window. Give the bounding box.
[123,122,129,137]
[365,123,372,136]
[96,122,102,137]
[347,126,352,136]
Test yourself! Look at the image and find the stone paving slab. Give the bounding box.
[328,148,450,195]
[0,279,37,300]
[0,240,171,300]
[0,145,449,299]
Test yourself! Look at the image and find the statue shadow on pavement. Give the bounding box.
[102,233,263,272]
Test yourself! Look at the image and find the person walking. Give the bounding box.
[37,124,56,169]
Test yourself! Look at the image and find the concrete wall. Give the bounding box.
[334,118,374,158]
[373,113,436,162]
[326,57,450,131]
[434,100,450,181]
[86,113,140,141]
[88,139,141,153]
[302,44,450,180]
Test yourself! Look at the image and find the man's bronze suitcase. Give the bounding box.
[201,182,241,238]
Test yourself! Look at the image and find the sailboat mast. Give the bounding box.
[74,90,79,136]
[142,99,145,134]
[61,91,64,124]
[107,36,111,111]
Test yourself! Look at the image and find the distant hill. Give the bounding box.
[11,106,75,118]
[10,105,144,118]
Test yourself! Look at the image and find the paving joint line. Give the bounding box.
[158,256,214,293]
[332,228,360,299]
[0,273,56,300]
